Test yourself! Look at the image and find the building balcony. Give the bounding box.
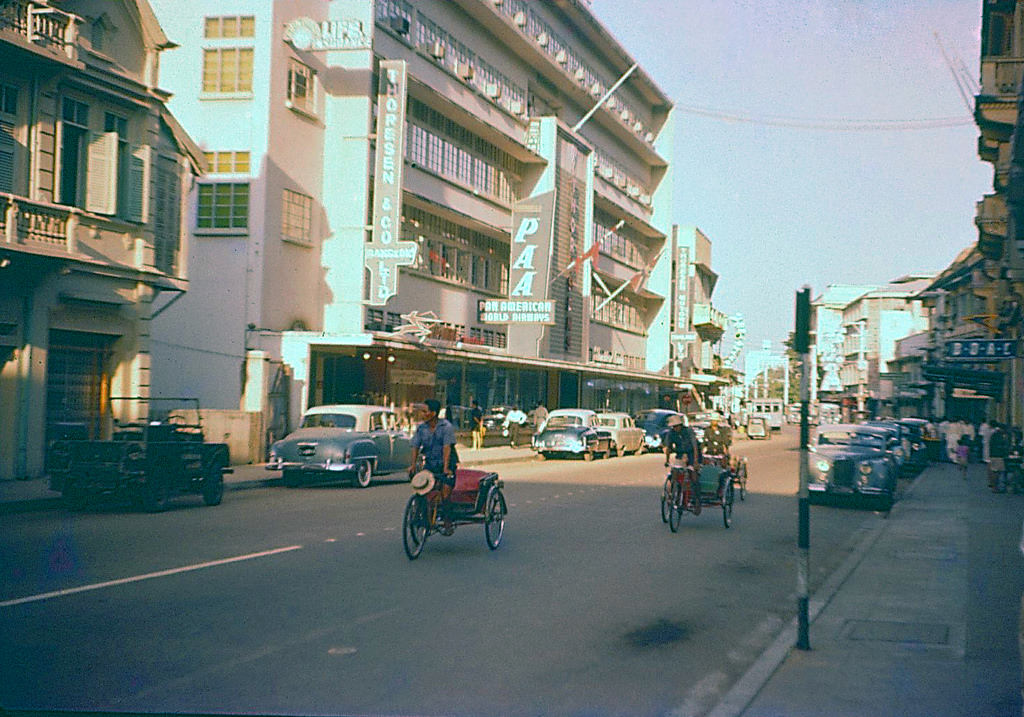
[0,0,80,64]
[692,303,727,342]
[976,193,1008,260]
[0,193,174,278]
[980,57,1024,98]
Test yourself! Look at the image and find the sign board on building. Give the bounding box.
[944,339,1017,361]
[365,60,417,306]
[478,299,555,324]
[480,190,557,324]
[283,17,371,51]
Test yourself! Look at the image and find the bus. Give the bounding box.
[748,399,784,431]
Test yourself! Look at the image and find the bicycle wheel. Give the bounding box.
[403,495,429,560]
[484,487,507,550]
[661,477,672,523]
[722,483,734,528]
[669,480,683,532]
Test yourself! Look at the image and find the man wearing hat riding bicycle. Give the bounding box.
[662,414,700,467]
[408,398,459,533]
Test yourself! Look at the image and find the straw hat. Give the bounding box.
[411,470,435,494]
[666,414,682,427]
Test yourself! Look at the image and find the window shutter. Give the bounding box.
[85,131,117,215]
[125,144,150,223]
[0,121,15,194]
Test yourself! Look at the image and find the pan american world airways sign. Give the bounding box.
[478,299,555,324]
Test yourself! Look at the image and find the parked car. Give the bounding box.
[48,397,231,512]
[267,405,413,488]
[533,409,613,460]
[861,420,908,475]
[897,417,930,470]
[634,409,682,452]
[594,412,645,456]
[809,424,898,509]
[746,416,770,440]
[688,411,718,443]
[481,405,515,434]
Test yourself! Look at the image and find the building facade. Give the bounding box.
[0,0,201,480]
[148,0,689,448]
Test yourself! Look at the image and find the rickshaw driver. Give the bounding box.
[408,399,459,533]
[662,414,700,468]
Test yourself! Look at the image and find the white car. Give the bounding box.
[594,412,645,456]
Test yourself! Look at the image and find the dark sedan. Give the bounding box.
[533,409,613,461]
[634,409,682,452]
[267,405,413,488]
[809,424,898,509]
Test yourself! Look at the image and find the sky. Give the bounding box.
[590,0,993,356]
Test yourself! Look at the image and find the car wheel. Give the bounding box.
[583,450,594,462]
[615,442,624,458]
[354,460,372,488]
[537,452,547,461]
[140,478,169,513]
[283,469,301,488]
[202,465,224,506]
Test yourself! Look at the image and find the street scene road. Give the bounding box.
[1,428,889,716]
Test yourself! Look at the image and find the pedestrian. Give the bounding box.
[956,433,971,478]
[991,422,1011,492]
[980,420,994,464]
[470,400,484,450]
[503,405,528,448]
[531,401,549,431]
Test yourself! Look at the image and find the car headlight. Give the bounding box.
[815,459,831,473]
[859,463,873,475]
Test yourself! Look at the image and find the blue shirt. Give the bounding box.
[411,418,457,474]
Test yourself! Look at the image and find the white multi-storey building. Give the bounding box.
[148,0,684,451]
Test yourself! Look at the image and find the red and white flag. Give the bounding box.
[557,241,600,278]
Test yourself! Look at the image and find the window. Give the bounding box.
[202,48,254,93]
[203,150,249,174]
[204,16,255,38]
[153,155,181,274]
[281,189,313,245]
[287,59,316,115]
[59,98,89,206]
[104,112,130,218]
[197,183,249,230]
[0,84,17,116]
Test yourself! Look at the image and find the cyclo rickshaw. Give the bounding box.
[403,468,507,560]
[660,454,736,530]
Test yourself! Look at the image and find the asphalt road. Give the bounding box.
[0,427,890,716]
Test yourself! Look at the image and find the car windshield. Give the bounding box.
[817,431,885,449]
[637,412,670,428]
[301,413,357,430]
[546,415,582,428]
[595,416,618,427]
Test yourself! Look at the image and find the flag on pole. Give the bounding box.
[556,240,600,278]
[627,248,664,292]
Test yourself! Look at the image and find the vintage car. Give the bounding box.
[688,411,718,443]
[746,415,770,440]
[809,424,898,508]
[594,412,645,456]
[267,405,413,488]
[533,409,613,460]
[897,417,931,470]
[634,409,682,452]
[861,420,908,475]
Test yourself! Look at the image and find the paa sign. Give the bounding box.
[505,191,555,316]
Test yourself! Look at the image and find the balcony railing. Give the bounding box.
[0,0,79,61]
[692,303,727,340]
[980,57,1024,98]
[2,193,73,251]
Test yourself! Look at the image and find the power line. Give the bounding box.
[674,103,973,131]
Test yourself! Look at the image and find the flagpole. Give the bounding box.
[573,64,638,133]
[593,245,666,314]
[555,219,624,278]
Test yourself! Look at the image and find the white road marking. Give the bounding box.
[0,545,303,609]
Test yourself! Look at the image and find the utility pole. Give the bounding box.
[795,286,812,650]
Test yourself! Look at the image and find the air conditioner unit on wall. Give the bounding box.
[620,108,630,122]
[633,121,643,133]
[574,68,587,82]
[627,185,641,197]
[513,10,526,26]
[590,82,602,97]
[536,31,548,47]
[644,131,654,143]
[555,49,567,65]
[389,15,410,35]
[430,41,445,60]
[510,99,523,115]
[599,165,614,179]
[486,83,502,99]
[458,62,474,81]
[640,193,652,205]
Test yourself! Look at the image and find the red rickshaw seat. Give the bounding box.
[450,468,488,504]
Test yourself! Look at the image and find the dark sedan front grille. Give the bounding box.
[297,442,317,457]
[832,459,856,489]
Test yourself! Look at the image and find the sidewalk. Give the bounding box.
[707,461,1024,717]
[0,443,536,514]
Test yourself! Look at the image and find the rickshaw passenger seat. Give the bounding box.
[451,468,487,504]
